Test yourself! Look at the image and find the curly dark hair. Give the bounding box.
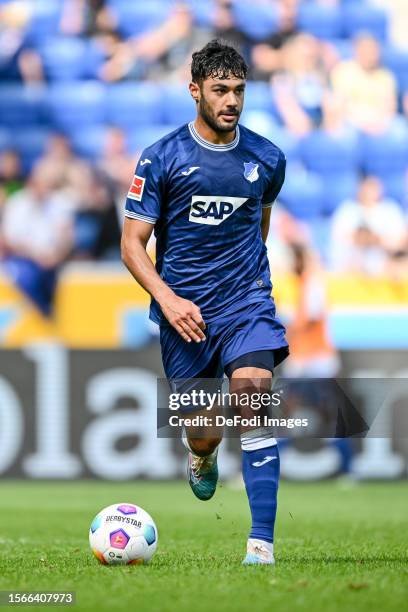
[191,39,248,84]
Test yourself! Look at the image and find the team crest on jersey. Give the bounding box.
[244,162,259,183]
[128,175,145,201]
[189,196,248,225]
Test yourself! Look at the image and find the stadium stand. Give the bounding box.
[0,0,406,315]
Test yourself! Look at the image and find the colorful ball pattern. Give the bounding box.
[89,503,158,565]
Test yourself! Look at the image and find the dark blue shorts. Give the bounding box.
[160,299,289,380]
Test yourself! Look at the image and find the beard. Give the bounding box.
[198,95,240,133]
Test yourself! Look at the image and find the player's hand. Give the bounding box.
[161,294,206,343]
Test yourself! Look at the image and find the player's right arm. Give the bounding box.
[121,151,205,343]
[121,218,205,343]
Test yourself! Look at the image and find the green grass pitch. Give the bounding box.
[0,480,406,612]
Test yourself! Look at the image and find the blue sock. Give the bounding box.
[242,440,280,543]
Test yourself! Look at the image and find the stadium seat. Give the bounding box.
[279,168,326,219]
[381,174,407,203]
[382,47,408,94]
[232,0,279,41]
[308,217,332,263]
[107,0,172,38]
[297,2,342,40]
[106,83,162,128]
[360,127,408,177]
[187,0,215,28]
[342,3,388,41]
[12,128,51,173]
[328,39,353,60]
[40,37,103,81]
[70,127,107,160]
[298,129,360,175]
[241,111,298,158]
[268,126,300,163]
[48,82,106,131]
[321,172,359,215]
[127,125,178,153]
[299,129,360,213]
[244,82,278,117]
[360,127,408,205]
[0,128,10,152]
[25,0,63,45]
[160,85,195,125]
[0,85,47,128]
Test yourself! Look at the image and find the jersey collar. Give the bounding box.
[188,121,240,151]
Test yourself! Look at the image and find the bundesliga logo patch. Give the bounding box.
[128,175,145,201]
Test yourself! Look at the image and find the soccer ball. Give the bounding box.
[89,503,158,565]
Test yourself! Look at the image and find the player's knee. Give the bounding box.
[189,437,221,456]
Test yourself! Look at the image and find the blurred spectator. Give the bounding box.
[272,33,327,134]
[0,0,44,83]
[250,0,299,80]
[330,34,397,134]
[66,163,121,261]
[60,0,116,36]
[330,176,407,274]
[284,243,341,377]
[266,207,311,274]
[0,150,23,196]
[1,161,74,314]
[99,2,193,82]
[98,127,135,193]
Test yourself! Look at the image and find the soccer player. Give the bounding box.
[121,40,289,565]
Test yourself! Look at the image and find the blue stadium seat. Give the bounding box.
[279,169,326,219]
[161,85,195,125]
[268,126,299,163]
[321,172,359,215]
[0,128,11,152]
[381,174,406,203]
[106,83,162,128]
[360,127,408,204]
[299,129,360,175]
[12,128,51,172]
[70,127,107,160]
[127,125,177,154]
[328,39,353,60]
[188,0,215,28]
[298,2,342,40]
[25,0,63,44]
[244,82,277,117]
[232,0,279,41]
[342,3,388,41]
[299,129,360,213]
[39,37,103,81]
[107,0,172,38]
[308,217,332,263]
[382,47,408,94]
[48,82,106,131]
[0,85,47,127]
[360,127,408,176]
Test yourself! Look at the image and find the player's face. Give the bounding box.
[194,76,245,133]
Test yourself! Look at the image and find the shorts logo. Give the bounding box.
[128,175,145,201]
[189,196,248,225]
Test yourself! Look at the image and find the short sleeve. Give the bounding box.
[262,150,286,208]
[124,151,164,224]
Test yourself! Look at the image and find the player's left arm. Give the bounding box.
[261,207,272,242]
[261,149,286,242]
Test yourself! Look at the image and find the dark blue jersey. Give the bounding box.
[125,122,286,325]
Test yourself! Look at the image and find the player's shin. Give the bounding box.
[241,427,279,563]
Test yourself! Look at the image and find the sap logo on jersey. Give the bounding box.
[189,196,248,225]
